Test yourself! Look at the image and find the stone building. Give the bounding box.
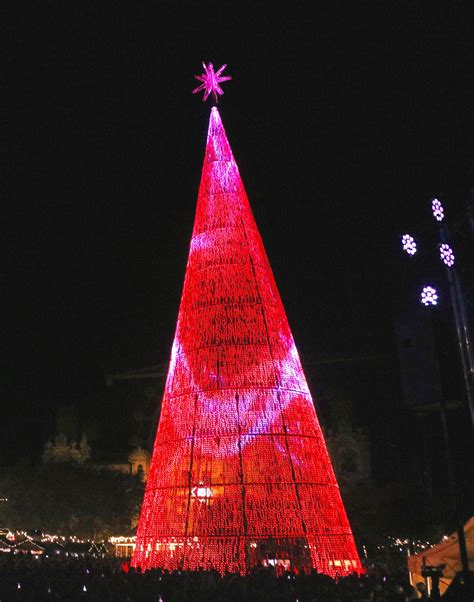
[324,421,371,487]
[43,432,150,481]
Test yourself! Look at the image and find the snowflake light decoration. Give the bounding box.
[440,243,455,267]
[431,198,444,222]
[401,234,417,256]
[193,62,231,103]
[421,286,438,306]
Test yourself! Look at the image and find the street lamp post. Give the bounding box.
[402,199,474,433]
[436,219,474,433]
[437,394,470,578]
[401,197,473,579]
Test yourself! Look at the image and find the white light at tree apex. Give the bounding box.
[431,198,444,222]
[191,483,213,501]
[421,286,438,306]
[439,243,455,267]
[401,234,417,255]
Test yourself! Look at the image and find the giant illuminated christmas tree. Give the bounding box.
[132,64,362,576]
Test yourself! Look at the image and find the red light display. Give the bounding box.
[132,107,363,576]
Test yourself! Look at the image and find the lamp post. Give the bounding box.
[401,200,474,432]
[432,198,474,434]
[401,197,472,579]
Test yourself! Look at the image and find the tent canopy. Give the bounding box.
[408,517,474,594]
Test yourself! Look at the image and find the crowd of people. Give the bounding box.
[0,554,431,601]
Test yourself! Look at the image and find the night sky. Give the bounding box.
[6,2,473,467]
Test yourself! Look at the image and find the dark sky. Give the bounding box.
[6,2,473,462]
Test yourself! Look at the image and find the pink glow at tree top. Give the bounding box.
[192,62,231,103]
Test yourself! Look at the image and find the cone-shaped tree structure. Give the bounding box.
[132,107,362,576]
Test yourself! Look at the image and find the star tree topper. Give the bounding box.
[193,62,231,103]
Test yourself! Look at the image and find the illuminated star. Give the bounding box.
[193,62,231,103]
